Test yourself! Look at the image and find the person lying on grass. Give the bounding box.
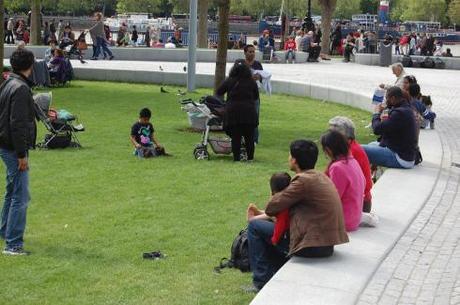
[130,107,167,158]
[247,172,292,245]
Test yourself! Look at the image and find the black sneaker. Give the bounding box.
[2,246,30,256]
[109,55,114,60]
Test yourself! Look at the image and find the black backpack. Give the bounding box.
[214,229,251,273]
[401,55,413,67]
[421,57,435,69]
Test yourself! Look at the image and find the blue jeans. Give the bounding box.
[0,149,30,249]
[361,142,406,169]
[254,98,260,144]
[248,219,289,289]
[94,37,113,58]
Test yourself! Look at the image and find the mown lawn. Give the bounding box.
[0,81,375,305]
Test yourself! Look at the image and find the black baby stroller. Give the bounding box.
[33,92,84,149]
[181,96,247,160]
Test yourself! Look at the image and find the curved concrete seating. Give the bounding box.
[68,64,443,305]
[4,45,309,63]
[355,53,460,70]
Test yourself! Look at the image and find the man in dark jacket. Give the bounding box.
[362,86,417,169]
[246,140,349,291]
[0,48,37,256]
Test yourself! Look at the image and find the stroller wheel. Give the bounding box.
[194,147,209,160]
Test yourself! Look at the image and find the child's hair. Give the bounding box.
[408,83,421,98]
[270,172,291,195]
[421,95,433,107]
[321,130,349,161]
[139,108,151,119]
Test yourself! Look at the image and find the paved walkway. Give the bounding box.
[13,57,460,303]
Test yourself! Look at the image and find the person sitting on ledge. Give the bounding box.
[379,63,406,90]
[321,130,365,231]
[328,116,373,213]
[442,48,453,57]
[362,87,418,169]
[247,172,292,246]
[246,140,348,292]
[300,31,321,62]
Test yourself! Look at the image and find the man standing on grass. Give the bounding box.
[0,48,37,256]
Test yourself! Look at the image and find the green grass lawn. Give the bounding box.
[0,81,375,305]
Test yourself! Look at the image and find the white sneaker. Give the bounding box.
[360,212,379,227]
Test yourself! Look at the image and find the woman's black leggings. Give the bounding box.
[228,125,255,161]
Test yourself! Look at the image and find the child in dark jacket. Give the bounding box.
[408,83,436,129]
[247,172,291,245]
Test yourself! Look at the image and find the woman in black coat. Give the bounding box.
[217,59,259,161]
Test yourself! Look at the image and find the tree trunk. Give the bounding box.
[198,0,209,48]
[0,0,4,84]
[320,0,337,55]
[214,0,230,94]
[30,0,41,45]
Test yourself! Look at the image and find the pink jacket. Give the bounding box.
[326,156,365,231]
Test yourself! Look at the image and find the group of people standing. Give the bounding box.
[395,32,453,57]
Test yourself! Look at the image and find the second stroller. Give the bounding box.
[181,96,247,160]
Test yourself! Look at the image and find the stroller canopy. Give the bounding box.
[33,92,53,122]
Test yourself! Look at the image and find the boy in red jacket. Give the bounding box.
[284,36,297,63]
[247,172,291,245]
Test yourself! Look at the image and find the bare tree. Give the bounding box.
[319,0,337,55]
[198,0,209,48]
[214,0,230,94]
[0,0,3,83]
[30,0,41,45]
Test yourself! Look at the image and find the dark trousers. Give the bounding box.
[248,220,290,289]
[308,46,321,60]
[248,219,334,289]
[344,45,354,61]
[228,125,255,161]
[5,30,14,44]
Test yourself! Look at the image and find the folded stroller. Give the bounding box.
[181,96,247,160]
[34,92,84,149]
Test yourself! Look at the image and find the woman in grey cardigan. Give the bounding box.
[88,12,114,60]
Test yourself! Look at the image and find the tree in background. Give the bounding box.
[391,0,447,22]
[319,0,337,55]
[198,0,209,48]
[448,0,460,24]
[214,0,230,94]
[30,0,41,45]
[334,0,360,19]
[359,0,379,14]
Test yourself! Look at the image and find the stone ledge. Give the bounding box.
[4,45,309,63]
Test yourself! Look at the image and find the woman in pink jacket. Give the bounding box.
[321,130,366,231]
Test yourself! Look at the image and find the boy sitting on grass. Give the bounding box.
[130,107,168,158]
[247,172,291,245]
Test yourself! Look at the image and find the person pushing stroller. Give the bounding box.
[130,108,168,158]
